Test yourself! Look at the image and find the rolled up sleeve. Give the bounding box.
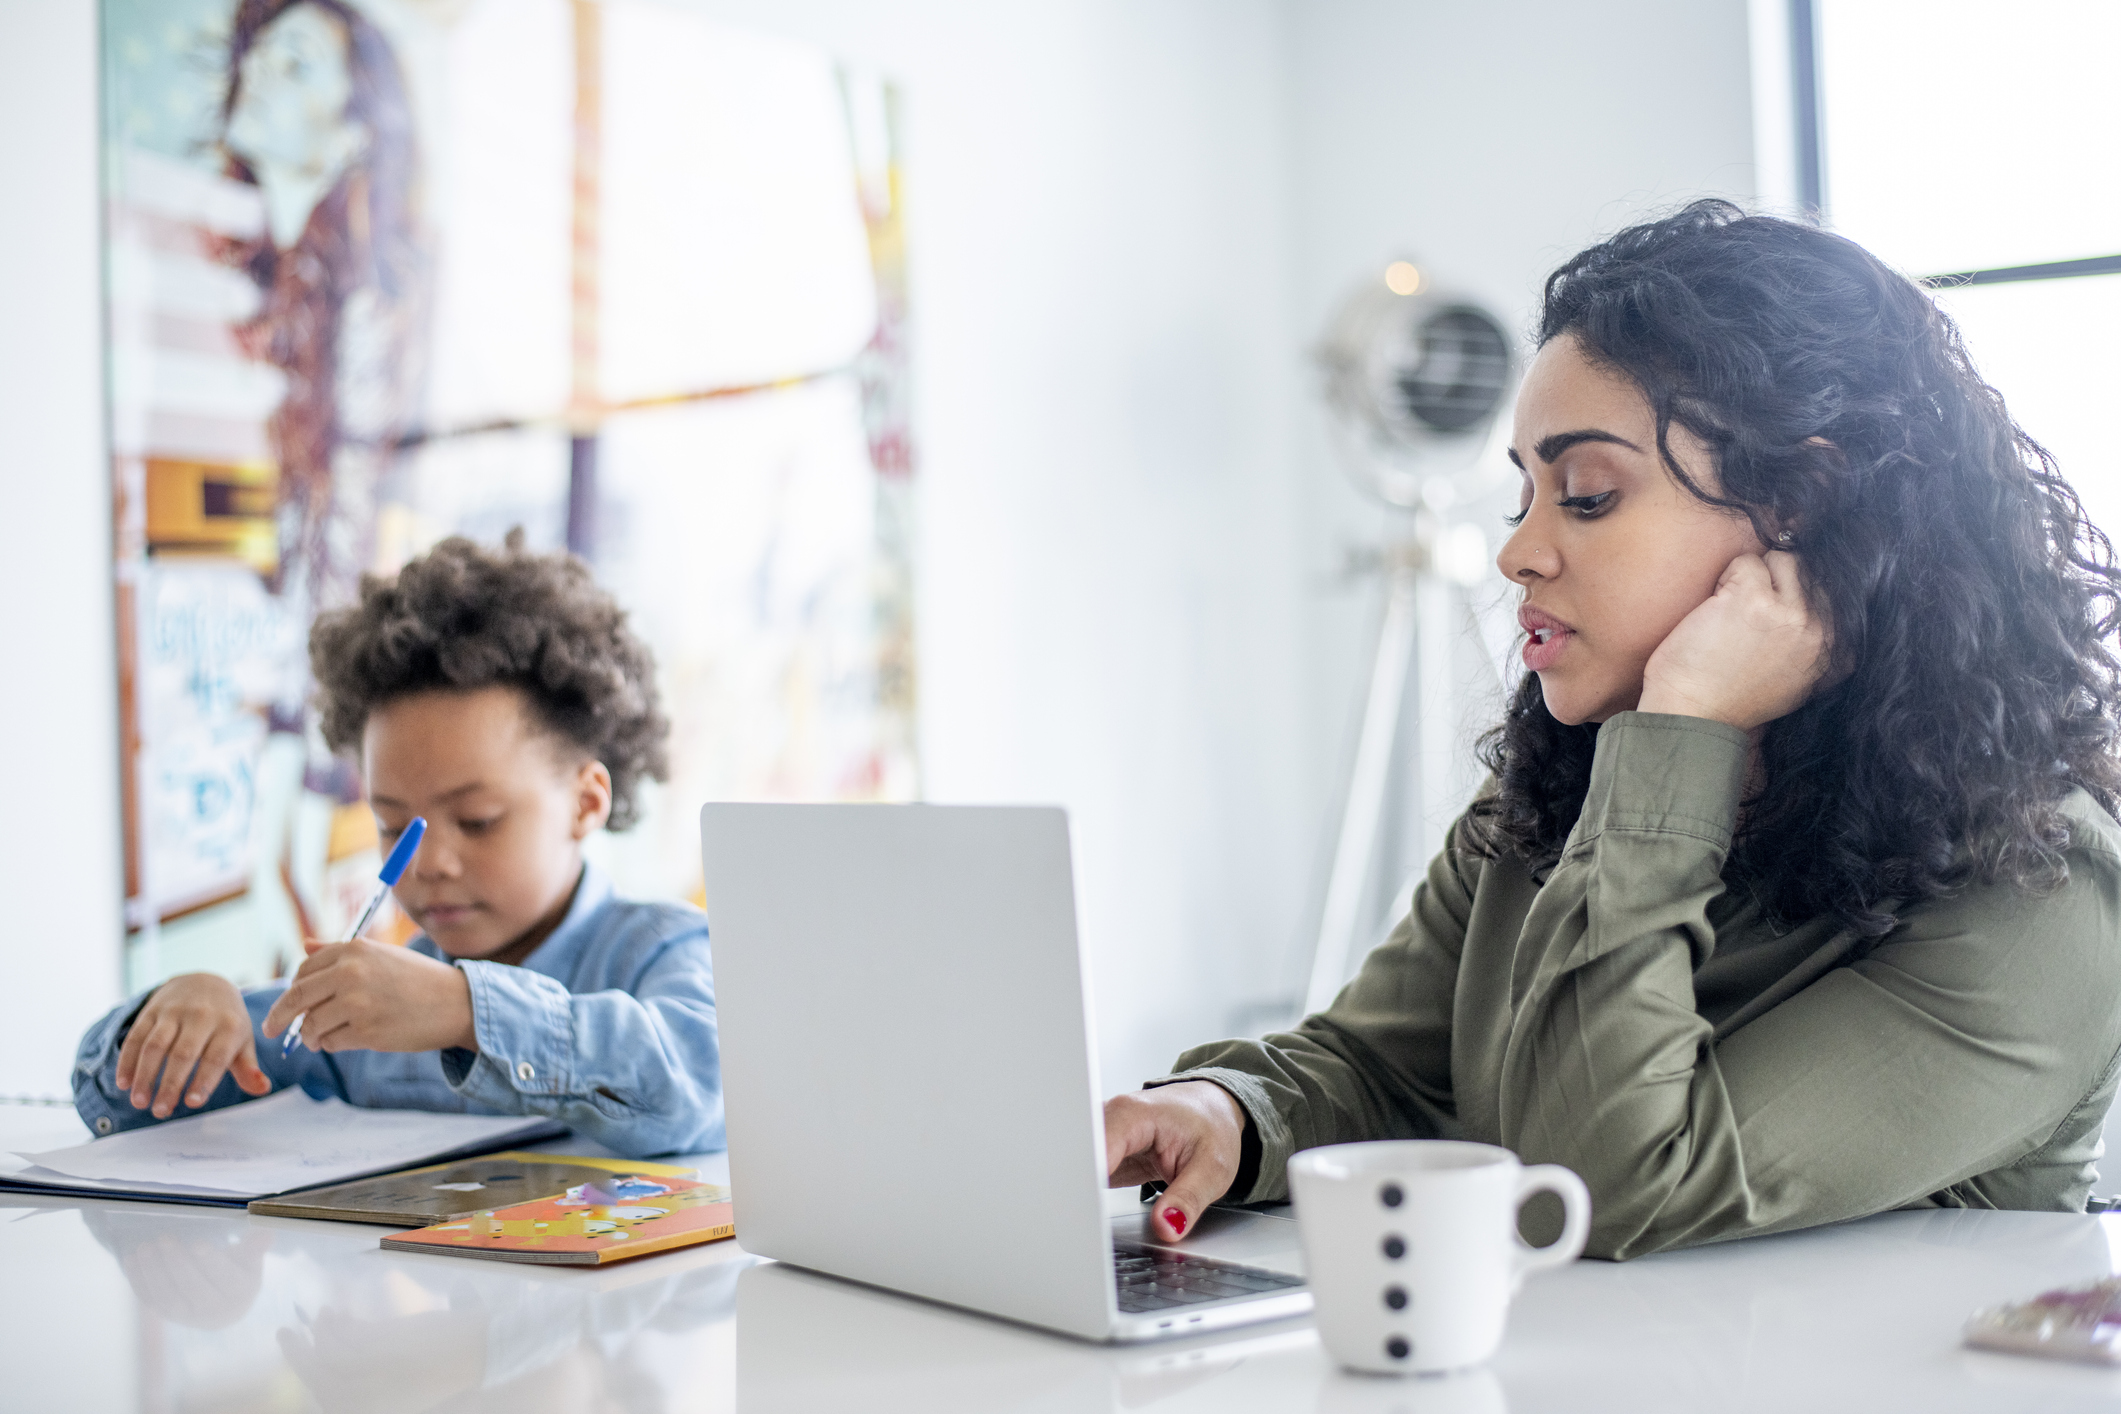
[72,981,335,1137]
[1145,824,1478,1204]
[1137,711,2121,1257]
[1499,713,2121,1259]
[442,933,722,1157]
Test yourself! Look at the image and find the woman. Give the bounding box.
[217,0,425,615]
[212,0,429,945]
[1109,201,2121,1260]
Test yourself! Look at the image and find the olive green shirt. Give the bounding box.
[1159,712,2121,1260]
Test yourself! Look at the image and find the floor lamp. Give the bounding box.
[1303,262,1518,1014]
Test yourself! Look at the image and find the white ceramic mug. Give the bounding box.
[1288,1140,1591,1375]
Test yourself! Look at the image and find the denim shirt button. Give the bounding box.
[515,1061,536,1083]
[95,1116,113,1135]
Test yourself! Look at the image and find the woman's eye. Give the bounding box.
[460,817,501,836]
[1504,488,1612,527]
[1558,492,1616,518]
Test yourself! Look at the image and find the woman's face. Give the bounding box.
[225,3,366,248]
[1497,334,1764,726]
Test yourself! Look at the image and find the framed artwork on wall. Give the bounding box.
[101,0,917,989]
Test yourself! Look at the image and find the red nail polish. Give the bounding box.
[1162,1207,1187,1236]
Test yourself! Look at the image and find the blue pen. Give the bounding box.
[282,817,427,1057]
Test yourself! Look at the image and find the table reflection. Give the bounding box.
[273,1257,749,1413]
[733,1259,1513,1413]
[16,1190,2121,1414]
[83,1205,276,1330]
[1312,1368,1508,1414]
[734,1259,1368,1413]
[56,1195,756,1413]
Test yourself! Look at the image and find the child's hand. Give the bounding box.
[114,974,272,1118]
[261,939,477,1054]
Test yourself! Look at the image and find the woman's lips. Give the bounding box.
[420,903,478,929]
[1519,606,1575,673]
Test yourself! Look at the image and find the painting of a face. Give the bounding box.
[225,2,367,249]
[105,0,917,999]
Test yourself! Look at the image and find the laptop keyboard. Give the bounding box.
[1111,1241,1305,1313]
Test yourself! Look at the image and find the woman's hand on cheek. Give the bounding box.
[1637,549,1830,731]
[261,940,478,1055]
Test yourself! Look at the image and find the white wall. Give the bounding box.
[1282,0,1761,873]
[667,0,1758,1095]
[0,0,1757,1102]
[0,0,126,1098]
[664,0,1313,1093]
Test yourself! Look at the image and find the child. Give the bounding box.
[73,532,721,1157]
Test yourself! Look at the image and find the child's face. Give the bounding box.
[363,686,611,963]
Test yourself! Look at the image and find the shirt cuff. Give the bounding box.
[1571,711,1750,855]
[444,960,576,1108]
[1144,1067,1292,1205]
[71,989,162,1136]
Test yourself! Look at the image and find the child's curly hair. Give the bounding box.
[310,530,669,830]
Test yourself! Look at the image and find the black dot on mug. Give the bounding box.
[1381,1234,1406,1260]
[1384,1285,1409,1311]
[1380,1182,1404,1208]
[1386,1336,1411,1360]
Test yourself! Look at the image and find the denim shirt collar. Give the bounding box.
[517,860,615,982]
[408,860,613,980]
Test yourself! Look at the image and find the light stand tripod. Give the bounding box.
[1304,514,1490,1013]
[1298,261,1518,1016]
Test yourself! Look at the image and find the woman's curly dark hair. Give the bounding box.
[1462,199,2121,938]
[310,530,670,831]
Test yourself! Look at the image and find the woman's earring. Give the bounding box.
[1776,530,1794,546]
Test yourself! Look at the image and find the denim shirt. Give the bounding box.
[73,864,723,1158]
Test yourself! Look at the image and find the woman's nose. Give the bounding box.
[1496,518,1556,582]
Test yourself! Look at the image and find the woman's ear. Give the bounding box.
[572,760,613,839]
[1780,436,1848,546]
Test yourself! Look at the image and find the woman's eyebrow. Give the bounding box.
[1505,428,1644,471]
[1532,429,1641,464]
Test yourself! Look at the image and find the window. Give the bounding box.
[1804,0,2121,535]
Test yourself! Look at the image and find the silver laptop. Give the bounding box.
[700,803,1311,1343]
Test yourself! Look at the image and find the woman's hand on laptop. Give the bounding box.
[1105,1081,1247,1243]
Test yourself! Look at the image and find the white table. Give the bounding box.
[7,1105,2121,1413]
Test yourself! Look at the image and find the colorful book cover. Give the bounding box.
[381,1174,735,1266]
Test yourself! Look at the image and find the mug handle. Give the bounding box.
[1511,1163,1591,1283]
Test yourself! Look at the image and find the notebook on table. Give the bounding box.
[248,1151,695,1224]
[0,1090,564,1208]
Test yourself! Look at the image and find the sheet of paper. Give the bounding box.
[15,1091,557,1198]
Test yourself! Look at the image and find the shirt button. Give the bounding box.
[515,1061,536,1083]
[95,1116,113,1135]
